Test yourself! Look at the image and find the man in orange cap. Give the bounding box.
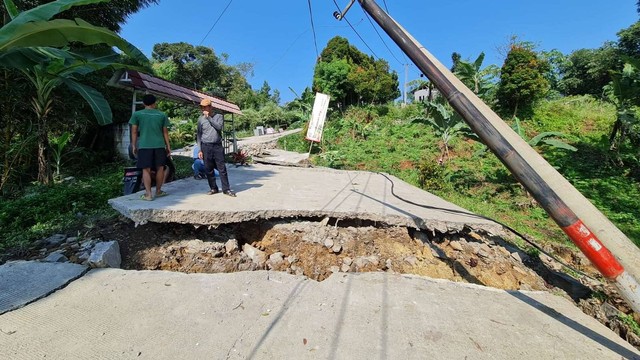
[196,98,236,197]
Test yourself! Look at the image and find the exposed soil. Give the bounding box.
[97,217,549,290]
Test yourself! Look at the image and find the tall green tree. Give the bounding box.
[152,42,223,92]
[605,60,640,152]
[559,44,621,97]
[450,52,462,72]
[0,0,158,31]
[314,58,351,108]
[151,42,255,109]
[539,49,569,96]
[618,21,640,58]
[0,0,156,190]
[0,0,149,184]
[496,44,550,118]
[313,36,399,108]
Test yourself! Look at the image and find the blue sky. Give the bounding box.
[120,1,639,104]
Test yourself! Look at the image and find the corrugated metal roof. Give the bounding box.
[108,70,242,115]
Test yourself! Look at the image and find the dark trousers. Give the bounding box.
[202,142,230,192]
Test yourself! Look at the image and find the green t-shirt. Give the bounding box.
[128,109,170,149]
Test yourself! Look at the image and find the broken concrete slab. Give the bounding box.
[0,261,87,314]
[171,129,301,158]
[108,164,502,235]
[0,269,637,359]
[88,241,121,268]
[253,148,310,166]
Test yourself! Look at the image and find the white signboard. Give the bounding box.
[305,92,330,143]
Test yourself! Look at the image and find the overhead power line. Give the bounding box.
[307,0,320,59]
[382,0,389,13]
[266,21,361,73]
[369,0,409,65]
[199,0,235,45]
[364,11,402,66]
[331,0,378,59]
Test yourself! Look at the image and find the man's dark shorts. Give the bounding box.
[137,148,167,169]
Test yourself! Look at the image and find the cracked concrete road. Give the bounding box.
[1,269,638,359]
[109,164,502,234]
[3,163,639,359]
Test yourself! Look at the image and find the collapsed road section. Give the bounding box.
[108,164,502,234]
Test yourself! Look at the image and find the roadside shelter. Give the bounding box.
[107,69,242,159]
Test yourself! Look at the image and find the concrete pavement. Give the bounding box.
[1,269,638,359]
[108,164,502,234]
[253,148,310,166]
[236,128,302,147]
[0,261,87,314]
[171,128,302,158]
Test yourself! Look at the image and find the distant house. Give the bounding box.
[413,87,440,102]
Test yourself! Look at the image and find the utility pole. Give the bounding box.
[334,0,640,312]
[403,63,408,106]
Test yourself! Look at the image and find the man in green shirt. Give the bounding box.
[129,94,171,200]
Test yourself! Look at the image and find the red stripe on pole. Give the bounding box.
[562,220,624,279]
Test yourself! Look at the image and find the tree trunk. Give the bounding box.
[609,118,621,151]
[37,125,51,184]
[512,99,520,119]
[34,93,52,184]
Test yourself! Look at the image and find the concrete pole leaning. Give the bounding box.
[351,0,640,312]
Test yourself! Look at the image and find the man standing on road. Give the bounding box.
[130,94,171,201]
[197,98,236,197]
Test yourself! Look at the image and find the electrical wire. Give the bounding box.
[332,0,379,59]
[198,0,235,45]
[375,171,598,282]
[375,0,409,64]
[364,11,402,66]
[266,21,360,73]
[307,0,320,59]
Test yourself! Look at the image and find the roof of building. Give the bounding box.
[108,70,242,115]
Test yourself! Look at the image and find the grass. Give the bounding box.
[619,313,640,337]
[0,156,194,254]
[0,162,123,252]
[276,97,640,248]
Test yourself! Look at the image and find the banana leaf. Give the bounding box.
[3,0,109,27]
[540,139,577,152]
[62,78,112,125]
[3,0,20,19]
[0,18,148,66]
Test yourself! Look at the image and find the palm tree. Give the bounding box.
[0,0,149,183]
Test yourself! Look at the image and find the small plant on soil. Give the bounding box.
[230,150,251,167]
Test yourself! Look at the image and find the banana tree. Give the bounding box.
[452,52,498,101]
[49,131,81,179]
[0,0,149,184]
[511,116,577,151]
[412,99,472,162]
[606,61,640,152]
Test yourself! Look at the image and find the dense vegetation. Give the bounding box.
[0,1,639,258]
